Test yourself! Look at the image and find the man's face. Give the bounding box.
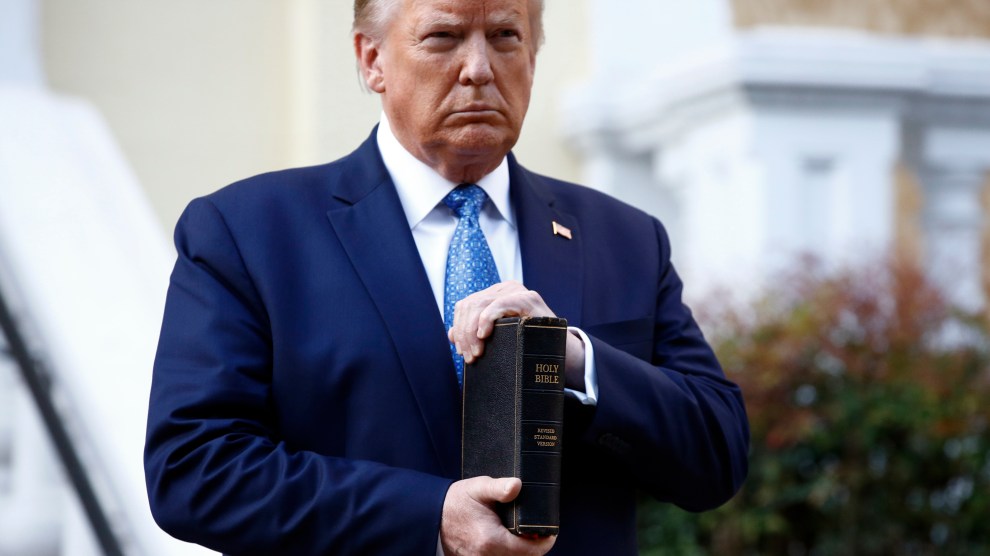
[359,0,537,182]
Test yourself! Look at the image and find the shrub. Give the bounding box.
[639,257,990,555]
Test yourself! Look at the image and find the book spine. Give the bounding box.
[504,317,566,536]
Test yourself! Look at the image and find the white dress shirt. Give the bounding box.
[376,114,597,406]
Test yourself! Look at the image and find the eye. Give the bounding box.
[493,28,520,40]
[489,28,523,51]
[421,30,459,51]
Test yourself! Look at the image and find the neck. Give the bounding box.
[382,116,510,185]
[430,158,504,184]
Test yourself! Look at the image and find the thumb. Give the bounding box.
[469,476,522,504]
[488,477,522,503]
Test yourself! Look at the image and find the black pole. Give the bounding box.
[0,284,125,556]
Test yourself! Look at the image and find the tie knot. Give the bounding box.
[443,184,488,220]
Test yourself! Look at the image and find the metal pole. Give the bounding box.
[0,285,124,556]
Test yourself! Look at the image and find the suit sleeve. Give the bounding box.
[581,218,749,512]
[144,198,451,555]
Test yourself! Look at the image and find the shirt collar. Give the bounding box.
[376,112,514,230]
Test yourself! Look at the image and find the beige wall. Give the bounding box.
[732,0,990,38]
[42,0,588,232]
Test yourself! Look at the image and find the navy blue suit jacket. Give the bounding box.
[145,130,749,555]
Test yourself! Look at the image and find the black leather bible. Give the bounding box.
[461,316,567,537]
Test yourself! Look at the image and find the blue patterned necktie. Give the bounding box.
[443,184,501,386]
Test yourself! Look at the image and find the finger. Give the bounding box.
[458,297,489,362]
[477,289,554,335]
[468,476,522,504]
[451,284,505,362]
[505,533,557,556]
[453,477,556,556]
[451,282,554,364]
[498,522,558,556]
[474,303,503,341]
[449,297,476,357]
[473,282,532,340]
[492,477,522,503]
[451,298,484,363]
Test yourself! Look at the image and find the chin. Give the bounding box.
[445,125,517,157]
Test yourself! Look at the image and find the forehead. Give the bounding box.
[396,0,530,26]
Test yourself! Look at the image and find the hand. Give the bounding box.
[447,281,586,390]
[440,476,556,556]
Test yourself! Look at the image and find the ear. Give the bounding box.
[354,32,386,93]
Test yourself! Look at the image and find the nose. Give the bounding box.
[459,34,494,86]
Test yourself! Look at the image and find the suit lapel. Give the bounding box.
[321,141,585,477]
[325,135,461,477]
[509,157,584,327]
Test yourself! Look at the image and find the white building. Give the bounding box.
[564,0,990,310]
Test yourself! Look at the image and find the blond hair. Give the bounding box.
[353,0,545,49]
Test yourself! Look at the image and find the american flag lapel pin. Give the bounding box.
[552,221,573,240]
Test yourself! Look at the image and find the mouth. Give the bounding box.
[455,103,500,114]
[448,105,503,123]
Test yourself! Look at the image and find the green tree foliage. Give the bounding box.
[639,257,990,555]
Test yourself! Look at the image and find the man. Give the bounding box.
[144,0,749,554]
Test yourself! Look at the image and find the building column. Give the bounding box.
[0,0,43,85]
[921,165,988,311]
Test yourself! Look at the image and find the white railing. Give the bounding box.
[0,85,215,556]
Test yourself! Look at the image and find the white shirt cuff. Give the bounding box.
[564,326,598,406]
